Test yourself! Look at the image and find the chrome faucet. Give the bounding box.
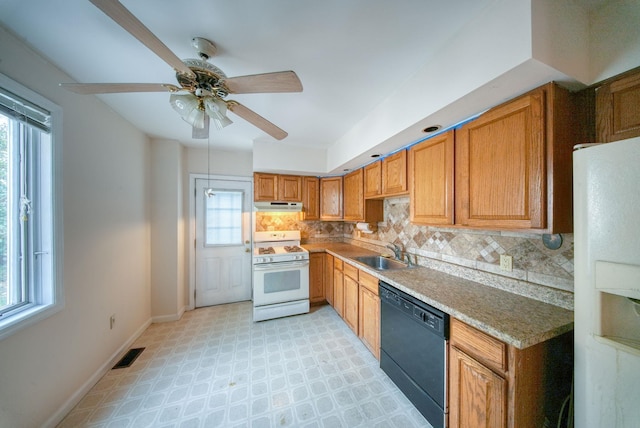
[386,243,402,260]
[405,252,414,267]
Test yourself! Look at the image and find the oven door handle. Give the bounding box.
[253,260,310,271]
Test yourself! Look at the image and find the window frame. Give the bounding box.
[0,72,63,341]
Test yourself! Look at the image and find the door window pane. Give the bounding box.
[205,190,243,245]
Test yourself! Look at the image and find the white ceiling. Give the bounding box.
[0,0,494,152]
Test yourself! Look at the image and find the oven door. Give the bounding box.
[253,260,310,306]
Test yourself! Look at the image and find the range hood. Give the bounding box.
[254,201,303,212]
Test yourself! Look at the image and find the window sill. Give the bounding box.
[0,300,64,341]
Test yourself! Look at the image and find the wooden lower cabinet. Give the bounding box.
[309,252,325,304]
[324,253,334,305]
[449,346,507,428]
[333,258,344,318]
[358,271,380,360]
[343,264,359,334]
[448,318,573,428]
[326,257,380,360]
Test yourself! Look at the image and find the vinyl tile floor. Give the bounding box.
[58,302,432,428]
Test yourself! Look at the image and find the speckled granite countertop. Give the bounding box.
[303,243,574,349]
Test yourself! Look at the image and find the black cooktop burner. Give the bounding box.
[284,245,303,253]
[258,247,275,255]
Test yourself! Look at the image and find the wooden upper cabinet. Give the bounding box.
[278,175,302,202]
[456,90,545,230]
[254,173,301,202]
[302,176,320,220]
[382,150,408,195]
[344,168,384,223]
[596,68,640,143]
[343,169,365,221]
[409,130,455,225]
[364,161,382,198]
[320,176,343,220]
[254,173,278,201]
[455,83,580,233]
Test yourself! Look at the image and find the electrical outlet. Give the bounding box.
[110,314,116,330]
[500,254,513,272]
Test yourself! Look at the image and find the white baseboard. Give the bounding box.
[151,305,187,323]
[42,317,153,428]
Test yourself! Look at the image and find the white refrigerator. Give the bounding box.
[573,137,640,428]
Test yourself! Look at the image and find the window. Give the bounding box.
[204,190,243,246]
[0,73,62,341]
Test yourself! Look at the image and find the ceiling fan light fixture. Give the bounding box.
[169,93,207,128]
[204,98,233,129]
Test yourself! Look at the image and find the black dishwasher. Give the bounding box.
[379,281,449,428]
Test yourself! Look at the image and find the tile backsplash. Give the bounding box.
[255,196,574,309]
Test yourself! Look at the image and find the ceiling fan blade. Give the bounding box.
[90,0,195,79]
[228,102,288,140]
[224,71,303,94]
[60,83,180,94]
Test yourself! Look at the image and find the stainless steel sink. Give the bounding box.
[354,255,409,271]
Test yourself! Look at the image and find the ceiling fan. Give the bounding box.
[60,0,302,140]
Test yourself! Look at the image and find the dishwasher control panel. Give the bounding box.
[379,281,448,338]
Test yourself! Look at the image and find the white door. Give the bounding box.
[195,178,252,307]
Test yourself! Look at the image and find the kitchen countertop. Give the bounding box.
[303,242,574,349]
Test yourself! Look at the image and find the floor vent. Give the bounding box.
[112,347,145,369]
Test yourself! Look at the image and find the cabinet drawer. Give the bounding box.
[359,271,379,295]
[451,318,507,373]
[344,263,359,280]
[334,258,343,271]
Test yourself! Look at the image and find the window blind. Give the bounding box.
[0,87,51,132]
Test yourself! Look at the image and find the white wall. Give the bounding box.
[252,141,327,175]
[150,139,186,321]
[186,146,253,176]
[0,26,152,427]
[589,0,640,82]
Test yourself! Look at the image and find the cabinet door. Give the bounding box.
[309,252,325,304]
[324,254,334,305]
[343,274,359,333]
[254,173,278,201]
[302,176,320,220]
[359,286,380,360]
[333,260,344,317]
[320,177,343,220]
[596,70,640,142]
[449,346,507,428]
[364,161,382,198]
[409,130,454,225]
[343,169,364,221]
[382,150,408,195]
[278,175,302,202]
[456,90,545,229]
